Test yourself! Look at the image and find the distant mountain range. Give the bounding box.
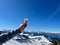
[23,31,60,42]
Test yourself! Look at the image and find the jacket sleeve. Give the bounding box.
[0,19,28,44]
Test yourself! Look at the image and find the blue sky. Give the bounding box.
[0,0,60,32]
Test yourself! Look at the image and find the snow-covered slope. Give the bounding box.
[3,35,52,45]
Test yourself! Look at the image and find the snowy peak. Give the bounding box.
[3,34,52,45]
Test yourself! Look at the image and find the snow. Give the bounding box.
[3,35,52,45]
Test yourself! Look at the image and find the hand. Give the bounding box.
[20,18,28,32]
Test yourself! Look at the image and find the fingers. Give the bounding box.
[24,18,28,24]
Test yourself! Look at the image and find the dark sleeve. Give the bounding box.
[0,29,21,44]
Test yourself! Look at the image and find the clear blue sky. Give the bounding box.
[0,0,60,32]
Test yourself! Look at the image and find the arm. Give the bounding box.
[0,19,28,44]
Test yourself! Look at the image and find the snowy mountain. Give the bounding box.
[3,35,52,45]
[23,31,60,42]
[0,30,60,45]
